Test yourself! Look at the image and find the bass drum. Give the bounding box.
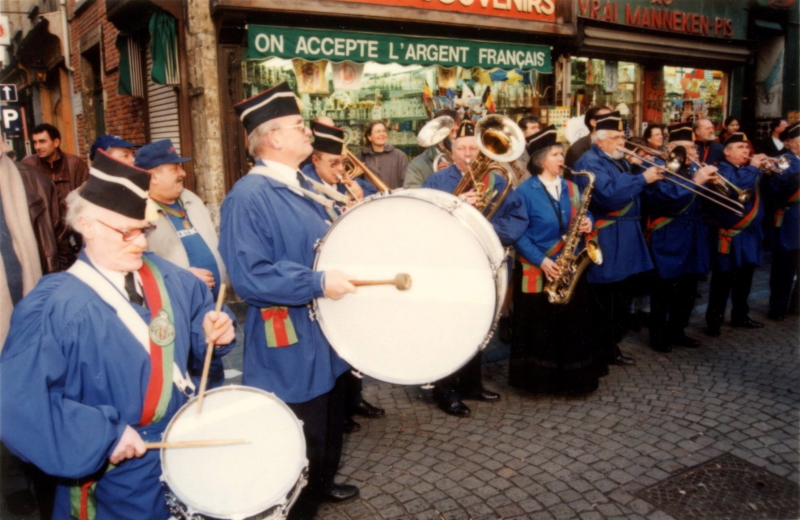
[313,188,507,385]
[161,386,307,520]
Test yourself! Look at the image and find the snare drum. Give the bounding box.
[313,189,507,385]
[161,386,307,520]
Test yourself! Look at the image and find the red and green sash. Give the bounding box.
[261,306,299,347]
[718,189,760,254]
[774,189,800,228]
[587,201,633,241]
[480,172,497,200]
[644,199,694,243]
[154,198,186,219]
[310,186,341,221]
[71,481,97,520]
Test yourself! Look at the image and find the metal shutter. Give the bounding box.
[146,51,181,153]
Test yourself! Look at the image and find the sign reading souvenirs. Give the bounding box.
[322,0,557,22]
[248,26,552,72]
[578,0,748,40]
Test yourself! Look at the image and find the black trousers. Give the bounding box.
[340,369,363,417]
[433,353,483,404]
[589,279,634,362]
[706,265,756,328]
[770,249,800,316]
[286,373,347,520]
[650,274,700,346]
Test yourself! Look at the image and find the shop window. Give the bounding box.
[80,45,106,145]
[242,57,546,158]
[570,58,642,137]
[661,67,727,127]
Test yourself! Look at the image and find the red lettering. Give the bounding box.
[591,0,602,18]
[725,19,733,38]
[625,4,640,24]
[641,7,650,28]
[602,1,614,21]
[579,0,590,16]
[700,15,709,36]
[713,17,725,37]
[673,12,682,32]
[692,14,700,34]
[614,1,618,22]
[651,9,662,30]
[663,10,672,30]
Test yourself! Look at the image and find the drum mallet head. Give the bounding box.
[394,273,412,290]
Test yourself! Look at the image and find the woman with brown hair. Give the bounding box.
[355,121,409,190]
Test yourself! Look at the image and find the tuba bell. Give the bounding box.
[417,116,455,171]
[453,114,526,220]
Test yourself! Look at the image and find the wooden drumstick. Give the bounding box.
[351,273,412,291]
[196,284,227,414]
[145,439,247,450]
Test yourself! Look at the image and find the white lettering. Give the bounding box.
[494,0,511,10]
[270,34,284,53]
[405,44,417,61]
[367,41,378,58]
[254,34,270,53]
[460,0,475,5]
[295,36,309,54]
[389,42,399,59]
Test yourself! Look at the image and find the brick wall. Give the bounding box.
[69,0,147,162]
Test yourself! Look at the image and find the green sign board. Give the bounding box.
[248,25,552,72]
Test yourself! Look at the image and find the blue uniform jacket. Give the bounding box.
[219,168,349,404]
[707,161,764,271]
[764,151,800,252]
[642,163,710,279]
[301,163,379,198]
[573,145,654,283]
[0,253,235,520]
[696,140,724,166]
[514,176,592,266]
[422,164,528,247]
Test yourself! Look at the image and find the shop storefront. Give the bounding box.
[212,0,576,190]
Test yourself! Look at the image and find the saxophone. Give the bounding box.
[544,168,603,305]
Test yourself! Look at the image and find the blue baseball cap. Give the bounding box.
[89,135,138,160]
[134,139,193,170]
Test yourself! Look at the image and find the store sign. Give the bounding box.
[248,26,552,72]
[321,0,557,22]
[578,0,748,40]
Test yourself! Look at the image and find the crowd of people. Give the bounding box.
[0,82,797,519]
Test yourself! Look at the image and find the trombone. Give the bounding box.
[343,149,391,194]
[417,116,455,171]
[616,146,745,216]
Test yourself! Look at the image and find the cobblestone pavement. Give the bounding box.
[2,265,797,520]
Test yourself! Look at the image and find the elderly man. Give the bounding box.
[219,82,359,519]
[565,106,611,169]
[705,133,767,337]
[574,112,661,366]
[694,118,725,166]
[0,150,236,520]
[90,135,138,165]
[422,119,528,416]
[642,122,716,352]
[136,139,228,388]
[764,122,800,321]
[404,109,460,189]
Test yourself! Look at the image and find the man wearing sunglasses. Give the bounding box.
[0,150,237,520]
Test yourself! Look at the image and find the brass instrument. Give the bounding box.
[616,146,745,216]
[417,116,455,171]
[343,149,391,194]
[453,115,526,220]
[746,154,792,175]
[544,168,603,305]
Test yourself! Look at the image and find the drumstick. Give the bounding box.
[351,273,412,291]
[144,439,247,450]
[196,284,227,414]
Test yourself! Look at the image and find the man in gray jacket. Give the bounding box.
[404,109,460,189]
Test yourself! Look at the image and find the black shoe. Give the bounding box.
[650,341,673,353]
[4,489,37,515]
[704,326,721,337]
[324,484,359,503]
[669,333,701,348]
[438,399,471,417]
[498,315,512,344]
[354,399,385,418]
[462,388,500,402]
[768,311,786,321]
[343,417,361,434]
[731,317,764,329]
[613,354,636,365]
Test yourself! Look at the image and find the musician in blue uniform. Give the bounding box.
[694,118,725,166]
[573,111,662,366]
[301,120,384,433]
[642,122,716,352]
[765,122,800,321]
[218,82,360,519]
[510,125,603,395]
[422,119,527,416]
[705,133,769,336]
[0,151,236,520]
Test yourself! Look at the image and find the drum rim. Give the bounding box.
[161,385,308,518]
[312,189,506,385]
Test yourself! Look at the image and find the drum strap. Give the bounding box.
[249,166,341,209]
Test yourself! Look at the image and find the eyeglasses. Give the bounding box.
[271,122,308,133]
[96,220,156,242]
[317,156,347,168]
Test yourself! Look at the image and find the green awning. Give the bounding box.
[248,25,552,73]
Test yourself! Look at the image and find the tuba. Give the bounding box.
[544,168,603,305]
[417,116,455,171]
[453,115,525,220]
[343,149,391,194]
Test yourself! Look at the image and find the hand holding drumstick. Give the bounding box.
[323,270,413,300]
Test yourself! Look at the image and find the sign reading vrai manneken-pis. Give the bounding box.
[248,26,552,73]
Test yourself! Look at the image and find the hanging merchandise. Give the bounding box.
[605,61,618,92]
[438,66,458,89]
[489,69,508,83]
[332,61,365,91]
[472,68,493,86]
[292,59,330,94]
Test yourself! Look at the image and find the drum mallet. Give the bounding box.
[351,273,412,291]
[196,283,227,414]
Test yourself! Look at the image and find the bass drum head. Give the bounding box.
[161,386,307,519]
[314,189,503,385]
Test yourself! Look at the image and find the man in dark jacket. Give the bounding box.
[565,106,611,169]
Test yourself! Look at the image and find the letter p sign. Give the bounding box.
[1,107,21,134]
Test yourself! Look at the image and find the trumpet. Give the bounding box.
[417,116,455,171]
[454,115,526,220]
[343,149,390,194]
[746,154,792,175]
[616,146,745,216]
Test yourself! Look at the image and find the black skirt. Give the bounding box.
[508,263,604,395]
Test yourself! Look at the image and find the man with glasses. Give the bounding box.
[574,112,662,367]
[219,82,359,520]
[0,150,236,519]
